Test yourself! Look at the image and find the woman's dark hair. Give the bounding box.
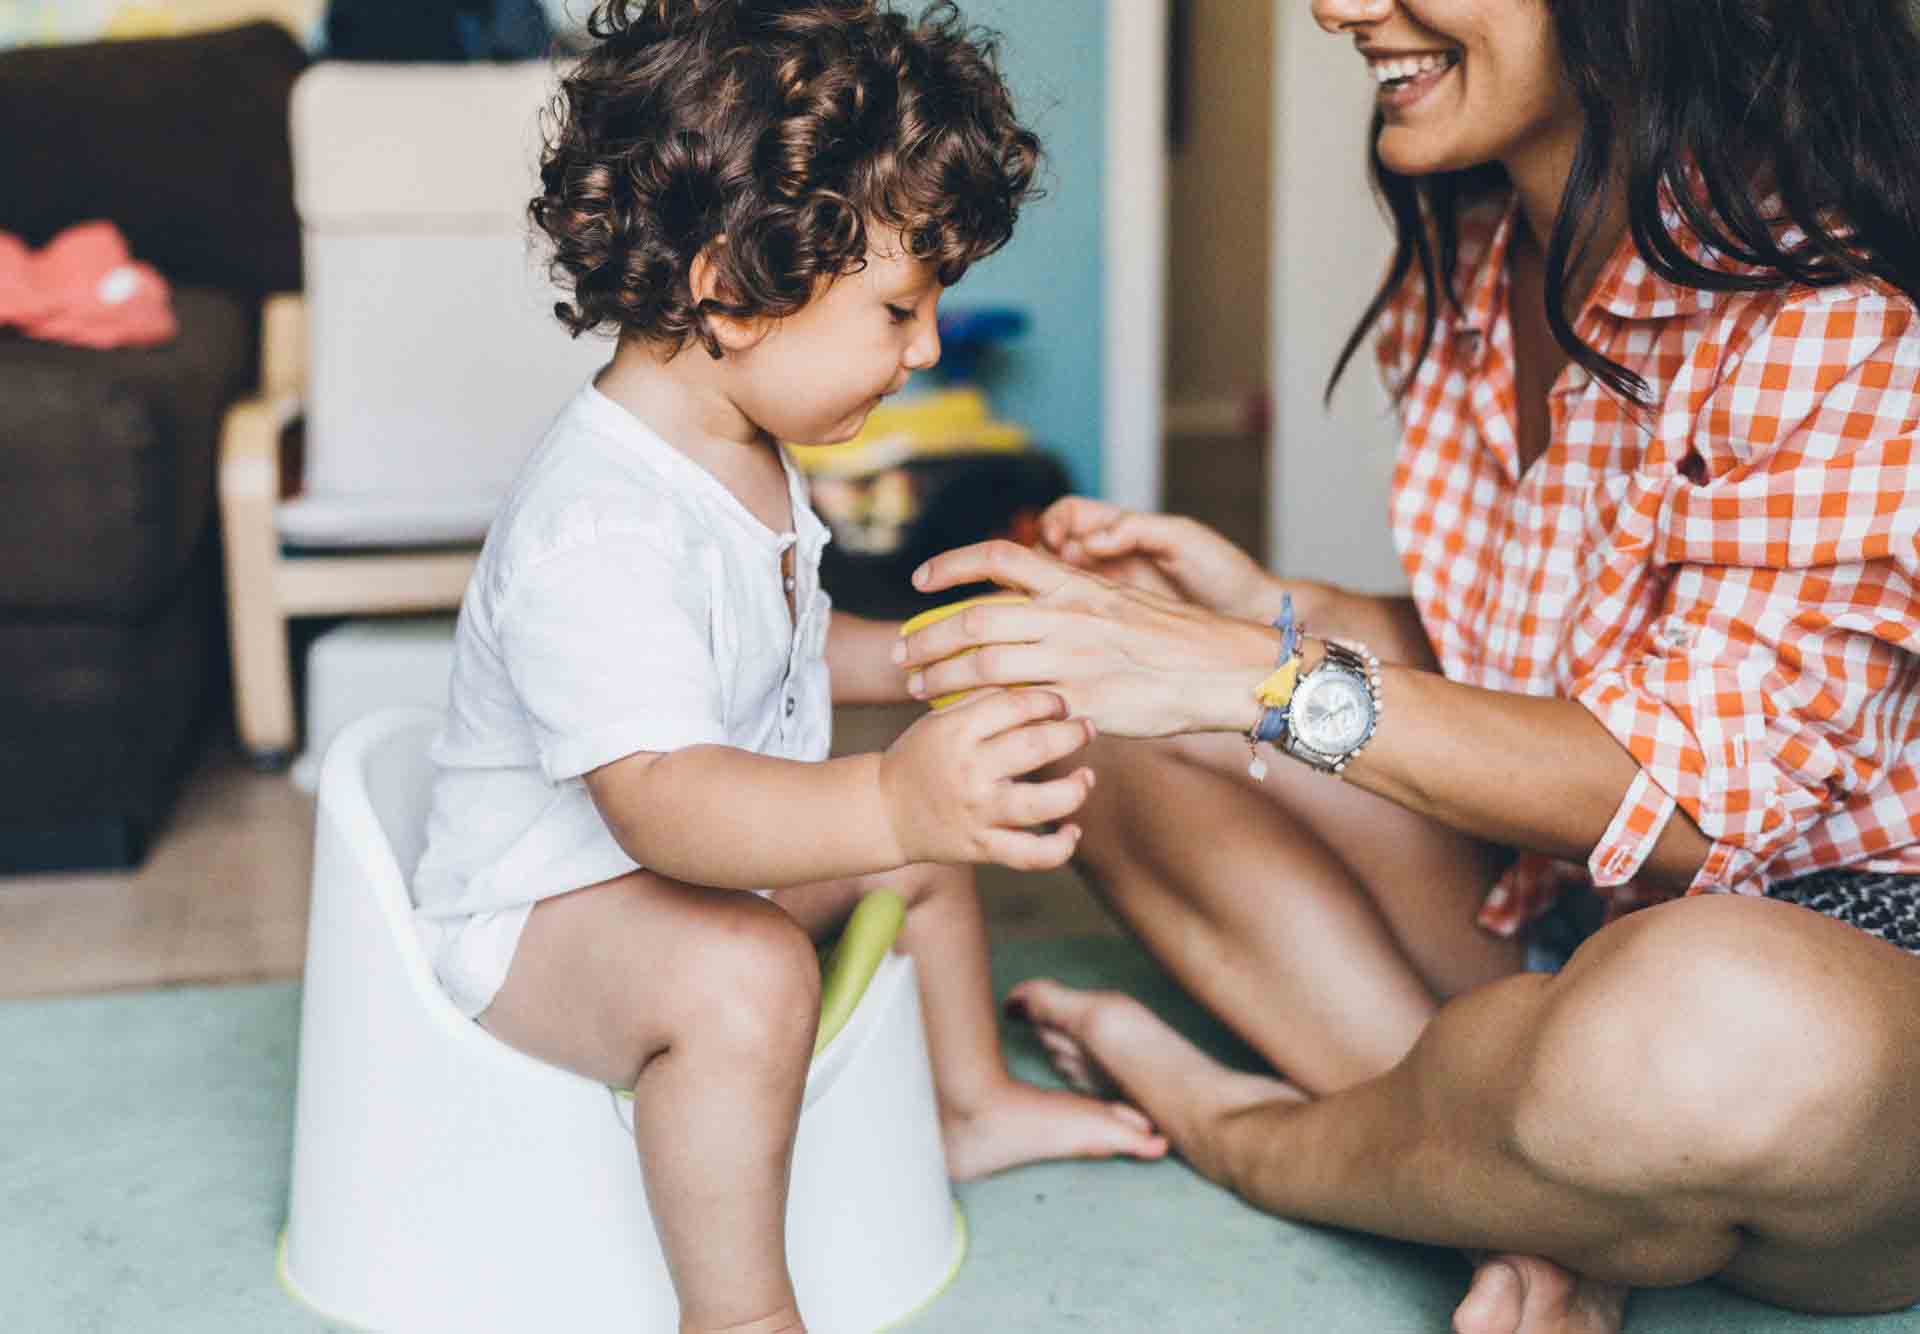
[1329,0,1920,404]
[532,0,1040,356]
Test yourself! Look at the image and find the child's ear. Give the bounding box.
[689,241,768,355]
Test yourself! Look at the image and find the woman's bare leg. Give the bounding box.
[1010,895,1920,1326]
[1089,730,1620,1331]
[1046,723,1615,1332]
[776,864,1167,1179]
[1063,727,1517,1091]
[479,873,820,1334]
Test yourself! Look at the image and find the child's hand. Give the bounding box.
[878,688,1095,871]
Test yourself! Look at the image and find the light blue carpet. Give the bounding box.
[2,934,1915,1333]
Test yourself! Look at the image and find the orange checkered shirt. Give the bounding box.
[1379,194,1920,936]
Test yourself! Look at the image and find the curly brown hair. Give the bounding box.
[531,0,1041,356]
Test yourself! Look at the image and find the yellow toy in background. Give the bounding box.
[793,387,1031,556]
[3,0,322,46]
[897,593,1032,709]
[789,386,1029,478]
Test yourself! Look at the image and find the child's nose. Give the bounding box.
[905,322,941,371]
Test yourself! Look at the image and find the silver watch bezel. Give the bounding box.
[1282,640,1380,774]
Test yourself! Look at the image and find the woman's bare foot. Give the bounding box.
[1453,1253,1630,1334]
[1004,978,1306,1152]
[1010,980,1631,1333]
[941,1076,1168,1180]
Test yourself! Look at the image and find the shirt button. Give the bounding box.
[784,697,796,718]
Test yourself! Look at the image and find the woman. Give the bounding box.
[896,1,1920,1331]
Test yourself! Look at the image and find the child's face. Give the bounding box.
[1312,0,1580,182]
[728,238,944,446]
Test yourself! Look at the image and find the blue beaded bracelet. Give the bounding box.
[1246,593,1298,776]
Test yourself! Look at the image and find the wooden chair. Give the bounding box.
[218,60,608,764]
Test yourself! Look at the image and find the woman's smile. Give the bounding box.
[1367,46,1461,112]
[1318,0,1582,191]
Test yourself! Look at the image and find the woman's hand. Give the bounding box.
[878,687,1096,871]
[896,540,1278,739]
[1039,496,1279,620]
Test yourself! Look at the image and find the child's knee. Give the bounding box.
[689,901,822,1055]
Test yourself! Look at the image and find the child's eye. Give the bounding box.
[885,304,914,324]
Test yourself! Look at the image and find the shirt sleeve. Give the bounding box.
[1571,285,1920,896]
[495,530,728,783]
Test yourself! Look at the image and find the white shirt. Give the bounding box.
[412,382,834,922]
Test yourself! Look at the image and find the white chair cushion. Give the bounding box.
[292,61,562,226]
[274,489,501,549]
[290,62,612,523]
[299,232,609,504]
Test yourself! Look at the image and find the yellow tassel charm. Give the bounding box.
[1253,658,1299,711]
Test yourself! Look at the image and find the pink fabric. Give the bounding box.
[0,221,177,349]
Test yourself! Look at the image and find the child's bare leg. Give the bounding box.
[895,861,1168,1178]
[478,872,821,1334]
[778,864,1167,1179]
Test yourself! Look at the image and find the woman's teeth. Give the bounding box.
[1371,51,1459,88]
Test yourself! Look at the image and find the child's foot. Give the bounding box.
[941,1077,1169,1181]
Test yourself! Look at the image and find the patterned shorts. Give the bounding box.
[1525,869,1920,972]
[1764,869,1920,956]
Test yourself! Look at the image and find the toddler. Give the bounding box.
[409,2,1165,1330]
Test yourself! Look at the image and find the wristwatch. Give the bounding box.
[1281,637,1382,775]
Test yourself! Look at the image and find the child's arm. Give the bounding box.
[826,610,911,704]
[584,689,1095,889]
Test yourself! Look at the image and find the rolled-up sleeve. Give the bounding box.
[1573,286,1920,897]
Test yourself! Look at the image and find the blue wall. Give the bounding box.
[943,0,1106,494]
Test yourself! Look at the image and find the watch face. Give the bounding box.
[1295,669,1372,754]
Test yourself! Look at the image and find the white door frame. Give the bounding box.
[1103,0,1168,511]
[1267,7,1405,591]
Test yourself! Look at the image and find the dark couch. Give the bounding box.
[0,22,306,871]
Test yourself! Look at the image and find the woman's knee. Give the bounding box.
[1027,732,1168,866]
[1511,897,1903,1198]
[1054,731,1223,837]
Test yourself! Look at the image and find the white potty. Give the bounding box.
[290,617,457,793]
[282,708,965,1333]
